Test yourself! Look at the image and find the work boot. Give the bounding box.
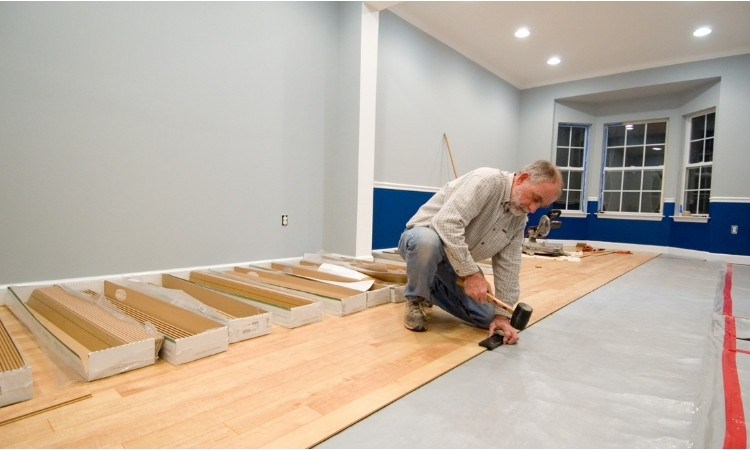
[404,298,428,331]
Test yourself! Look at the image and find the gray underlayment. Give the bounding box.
[318,255,750,448]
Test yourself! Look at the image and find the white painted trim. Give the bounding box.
[374,181,439,193]
[355,4,380,259]
[595,212,664,221]
[672,215,710,223]
[711,197,750,203]
[559,211,588,218]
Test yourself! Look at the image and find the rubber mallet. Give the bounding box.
[486,293,533,331]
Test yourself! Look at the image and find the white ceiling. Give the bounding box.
[368,1,750,90]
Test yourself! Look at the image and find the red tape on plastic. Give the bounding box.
[722,264,746,449]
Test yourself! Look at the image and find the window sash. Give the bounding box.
[681,111,715,216]
[601,120,666,214]
[555,124,588,212]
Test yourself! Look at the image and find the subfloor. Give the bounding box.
[318,255,750,448]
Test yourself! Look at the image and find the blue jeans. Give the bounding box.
[397,226,495,329]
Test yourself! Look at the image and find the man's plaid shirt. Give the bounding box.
[406,167,527,312]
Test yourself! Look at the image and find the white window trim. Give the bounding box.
[560,210,588,218]
[600,119,668,216]
[554,123,589,213]
[678,108,715,219]
[672,214,710,223]
[595,211,664,221]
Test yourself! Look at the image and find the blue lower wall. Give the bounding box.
[372,187,750,257]
[372,187,435,249]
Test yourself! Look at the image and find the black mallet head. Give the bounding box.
[510,302,533,330]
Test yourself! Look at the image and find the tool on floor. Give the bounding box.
[478,332,504,350]
[523,209,564,256]
[487,292,533,331]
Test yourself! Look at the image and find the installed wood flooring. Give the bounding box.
[0,250,658,448]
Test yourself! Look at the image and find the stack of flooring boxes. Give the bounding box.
[265,261,393,307]
[101,280,229,365]
[7,285,160,381]
[0,315,33,407]
[188,270,324,328]
[1,251,407,401]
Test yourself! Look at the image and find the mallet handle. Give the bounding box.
[487,292,514,314]
[456,278,514,312]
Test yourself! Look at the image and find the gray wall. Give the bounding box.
[374,11,521,188]
[2,2,748,285]
[0,2,341,284]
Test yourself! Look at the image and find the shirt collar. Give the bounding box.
[501,171,515,212]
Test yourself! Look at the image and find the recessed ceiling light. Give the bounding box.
[693,26,712,37]
[547,56,561,66]
[515,27,530,38]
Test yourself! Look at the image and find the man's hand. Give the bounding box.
[488,315,519,345]
[462,272,491,303]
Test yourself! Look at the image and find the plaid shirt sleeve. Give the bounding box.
[491,229,523,316]
[429,172,497,277]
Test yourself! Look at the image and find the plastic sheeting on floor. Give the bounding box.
[318,256,750,448]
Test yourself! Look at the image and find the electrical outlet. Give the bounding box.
[731,225,738,235]
[281,215,288,226]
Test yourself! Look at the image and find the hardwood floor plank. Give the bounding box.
[0,251,658,448]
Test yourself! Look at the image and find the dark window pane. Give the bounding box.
[626,124,645,145]
[685,191,698,214]
[646,122,667,144]
[556,147,569,166]
[622,192,640,212]
[641,192,661,213]
[560,170,570,187]
[704,138,713,162]
[686,167,700,190]
[569,190,582,203]
[623,170,641,190]
[569,148,584,167]
[625,146,644,167]
[557,126,571,146]
[706,112,715,138]
[697,192,710,215]
[603,192,621,211]
[642,170,662,190]
[644,146,664,166]
[689,141,703,164]
[568,171,582,190]
[571,127,586,147]
[691,115,706,140]
[606,148,624,167]
[604,172,622,190]
[607,126,625,147]
[700,166,712,189]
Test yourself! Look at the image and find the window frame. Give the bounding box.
[553,123,589,214]
[675,108,715,222]
[598,119,668,219]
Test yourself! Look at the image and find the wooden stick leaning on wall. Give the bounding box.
[443,133,459,179]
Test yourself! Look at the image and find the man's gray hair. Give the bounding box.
[522,160,563,198]
[522,160,563,185]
